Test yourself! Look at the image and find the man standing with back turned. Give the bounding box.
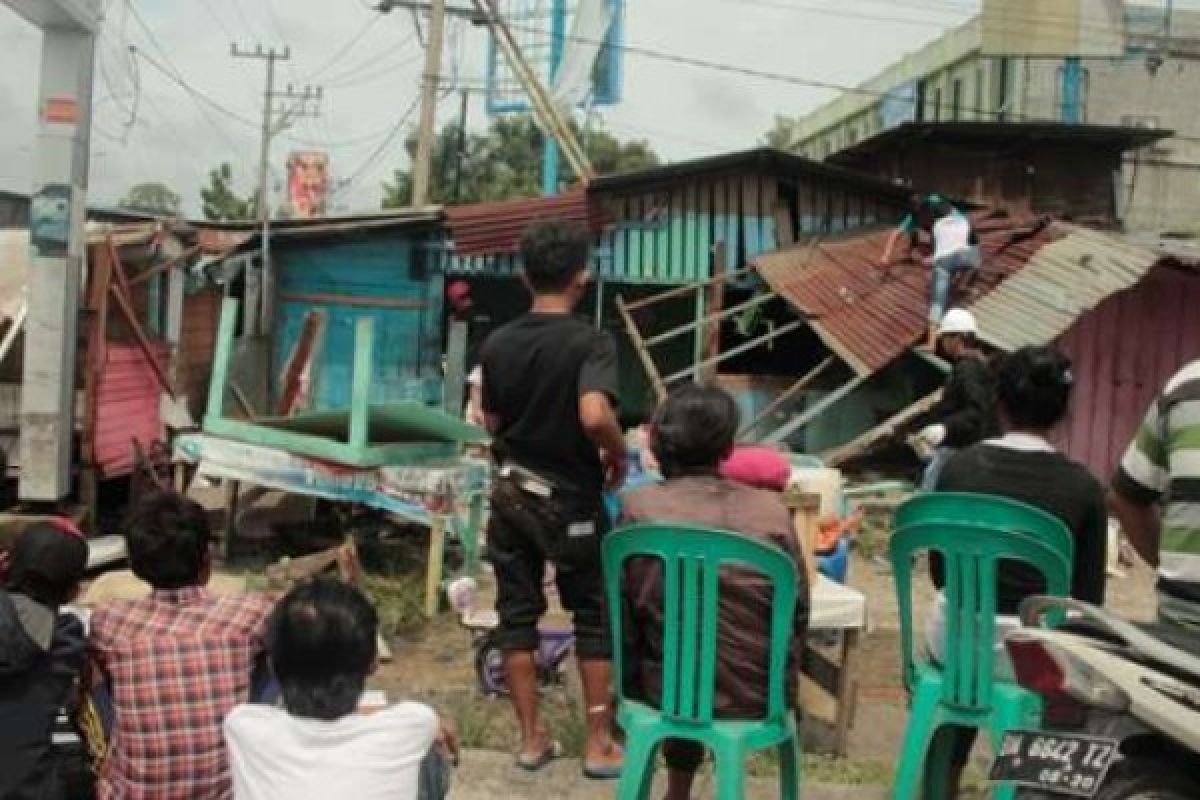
[480,218,627,779]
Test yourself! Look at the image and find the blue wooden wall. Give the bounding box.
[273,232,444,411]
[445,170,905,285]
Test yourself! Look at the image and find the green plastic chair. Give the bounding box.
[890,494,1073,800]
[603,524,802,800]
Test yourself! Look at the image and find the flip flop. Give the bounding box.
[515,739,564,772]
[582,743,624,781]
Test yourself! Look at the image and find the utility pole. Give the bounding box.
[411,0,446,207]
[231,43,321,332]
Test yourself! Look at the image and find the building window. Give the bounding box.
[994,57,1010,122]
[952,78,963,120]
[916,79,927,121]
[847,125,858,145]
[932,87,942,122]
[974,66,985,120]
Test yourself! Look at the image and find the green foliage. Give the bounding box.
[382,114,660,208]
[200,163,258,221]
[119,182,181,216]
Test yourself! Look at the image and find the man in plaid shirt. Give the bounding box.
[88,491,274,800]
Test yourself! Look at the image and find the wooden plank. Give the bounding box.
[697,180,713,281]
[128,244,202,287]
[615,294,667,402]
[277,291,426,311]
[654,191,671,284]
[669,185,686,283]
[683,181,698,283]
[822,389,943,466]
[230,382,259,420]
[424,515,447,617]
[108,259,177,400]
[640,192,657,281]
[764,374,868,445]
[0,303,26,366]
[725,177,740,269]
[620,263,759,312]
[612,197,628,280]
[702,240,727,384]
[760,175,778,252]
[349,317,374,449]
[739,355,836,440]
[443,319,468,418]
[205,297,240,425]
[276,310,327,416]
[81,243,114,466]
[775,200,796,247]
[666,319,805,385]
[644,290,776,348]
[628,194,643,277]
[742,174,762,259]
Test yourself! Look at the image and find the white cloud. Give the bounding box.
[0,0,990,215]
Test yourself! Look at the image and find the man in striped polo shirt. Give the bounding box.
[1111,359,1200,631]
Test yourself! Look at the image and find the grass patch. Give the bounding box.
[362,572,428,638]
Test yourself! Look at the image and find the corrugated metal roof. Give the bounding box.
[971,224,1162,352]
[444,189,602,257]
[755,212,1059,375]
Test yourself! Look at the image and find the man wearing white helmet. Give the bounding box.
[902,308,999,490]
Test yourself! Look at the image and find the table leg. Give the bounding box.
[222,479,240,563]
[834,629,861,758]
[424,515,447,617]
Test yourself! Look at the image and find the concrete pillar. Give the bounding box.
[19,24,95,501]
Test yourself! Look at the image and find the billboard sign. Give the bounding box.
[286,151,330,219]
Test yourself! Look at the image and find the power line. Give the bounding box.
[338,95,421,194]
[319,32,418,86]
[307,13,384,80]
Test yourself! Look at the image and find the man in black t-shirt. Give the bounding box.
[479,218,626,779]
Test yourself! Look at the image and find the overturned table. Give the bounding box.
[806,574,868,758]
[177,298,490,614]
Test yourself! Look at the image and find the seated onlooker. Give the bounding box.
[619,385,811,800]
[927,346,1107,797]
[224,579,453,800]
[88,491,274,800]
[0,520,89,800]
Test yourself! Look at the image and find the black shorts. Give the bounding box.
[486,475,611,660]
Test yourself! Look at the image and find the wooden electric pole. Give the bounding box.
[410,0,446,207]
[231,43,321,331]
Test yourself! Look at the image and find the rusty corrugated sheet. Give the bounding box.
[1051,265,1200,478]
[444,189,601,257]
[971,224,1162,352]
[94,341,168,477]
[755,212,1059,375]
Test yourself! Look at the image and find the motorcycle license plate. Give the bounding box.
[989,730,1118,797]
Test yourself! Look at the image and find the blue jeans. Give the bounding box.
[920,447,955,492]
[929,246,981,323]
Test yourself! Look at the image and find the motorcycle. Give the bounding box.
[989,596,1200,799]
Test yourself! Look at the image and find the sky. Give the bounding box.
[0,0,1180,215]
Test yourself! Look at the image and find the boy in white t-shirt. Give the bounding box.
[224,579,456,800]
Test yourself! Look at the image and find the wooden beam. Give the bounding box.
[702,240,727,385]
[665,319,805,385]
[108,280,176,400]
[81,242,114,466]
[822,389,943,467]
[349,316,374,449]
[0,303,27,367]
[128,244,202,287]
[642,291,777,348]
[277,290,427,311]
[739,355,836,440]
[276,310,327,416]
[615,293,667,403]
[205,297,240,426]
[620,263,759,313]
[764,374,868,445]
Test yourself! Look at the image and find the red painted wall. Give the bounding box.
[1053,265,1200,480]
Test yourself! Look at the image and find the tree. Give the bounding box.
[119,182,181,216]
[382,114,660,208]
[762,114,805,152]
[200,163,258,221]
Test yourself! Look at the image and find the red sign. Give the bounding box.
[42,96,79,125]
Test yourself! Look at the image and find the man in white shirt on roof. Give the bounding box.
[922,199,981,349]
[224,579,457,800]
